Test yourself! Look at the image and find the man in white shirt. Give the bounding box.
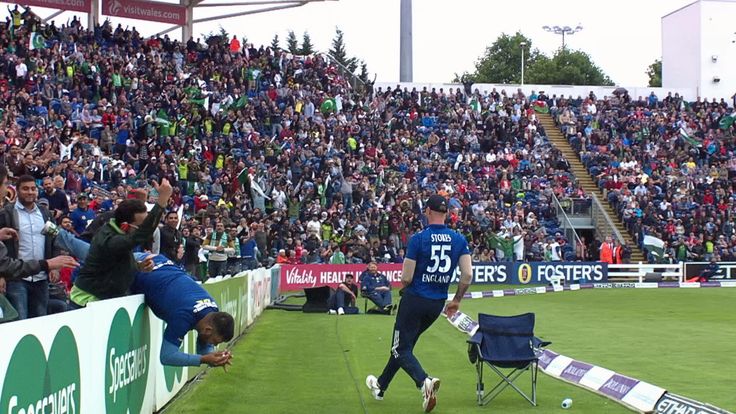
[306,214,322,241]
[549,238,562,262]
[15,60,28,87]
[271,184,287,211]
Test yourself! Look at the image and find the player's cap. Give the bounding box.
[427,195,448,213]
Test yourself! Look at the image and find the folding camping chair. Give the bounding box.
[467,313,550,407]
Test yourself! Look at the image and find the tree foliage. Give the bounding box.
[286,30,298,54]
[463,31,614,86]
[646,59,662,87]
[270,34,280,51]
[202,25,231,46]
[526,49,614,86]
[327,27,369,85]
[470,32,540,84]
[358,60,369,84]
[329,27,358,71]
[300,31,315,55]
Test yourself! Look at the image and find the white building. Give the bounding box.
[662,0,736,100]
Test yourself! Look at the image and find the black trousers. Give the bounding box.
[377,292,445,391]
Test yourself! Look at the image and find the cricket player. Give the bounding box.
[132,252,234,367]
[54,226,233,368]
[366,195,473,413]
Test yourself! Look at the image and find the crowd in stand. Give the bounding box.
[551,90,736,262]
[2,7,733,320]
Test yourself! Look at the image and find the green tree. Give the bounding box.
[202,25,231,46]
[300,31,315,55]
[646,59,662,87]
[286,30,298,54]
[358,60,369,84]
[526,49,614,85]
[329,27,358,71]
[462,31,614,86]
[270,34,280,51]
[468,32,540,84]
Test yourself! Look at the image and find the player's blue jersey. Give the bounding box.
[132,253,218,347]
[405,224,471,300]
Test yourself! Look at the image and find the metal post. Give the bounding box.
[399,0,413,82]
[561,31,565,49]
[181,0,193,42]
[88,0,99,30]
[520,41,525,85]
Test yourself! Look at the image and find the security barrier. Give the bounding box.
[0,268,272,414]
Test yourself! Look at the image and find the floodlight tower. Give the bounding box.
[542,24,583,49]
[399,0,413,82]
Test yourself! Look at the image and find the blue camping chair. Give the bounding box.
[467,313,550,407]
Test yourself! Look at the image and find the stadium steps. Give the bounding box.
[538,114,646,263]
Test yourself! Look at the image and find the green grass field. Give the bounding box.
[164,288,736,413]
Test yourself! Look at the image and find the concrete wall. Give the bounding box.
[698,0,736,99]
[662,1,701,93]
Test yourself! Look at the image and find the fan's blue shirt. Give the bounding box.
[405,224,471,300]
[131,253,218,348]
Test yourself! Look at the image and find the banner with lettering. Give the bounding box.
[280,262,607,292]
[280,264,403,291]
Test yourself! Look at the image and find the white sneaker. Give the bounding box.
[365,375,383,400]
[338,307,345,315]
[421,377,441,413]
[328,310,337,315]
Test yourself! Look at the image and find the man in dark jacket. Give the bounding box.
[71,179,173,308]
[183,226,203,280]
[159,210,182,262]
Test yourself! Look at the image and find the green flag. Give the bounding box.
[679,128,702,148]
[643,235,665,262]
[8,16,14,40]
[190,96,209,109]
[719,113,736,130]
[320,98,336,114]
[233,95,247,109]
[184,86,200,97]
[470,98,480,113]
[29,32,45,50]
[237,168,249,185]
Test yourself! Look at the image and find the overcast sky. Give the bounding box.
[29,0,695,86]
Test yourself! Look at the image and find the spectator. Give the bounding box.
[41,176,69,219]
[183,226,204,279]
[0,175,58,319]
[0,166,78,284]
[241,231,259,270]
[71,179,172,308]
[203,221,234,278]
[70,194,96,236]
[160,211,183,262]
[328,273,358,315]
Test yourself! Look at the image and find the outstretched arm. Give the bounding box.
[159,339,202,367]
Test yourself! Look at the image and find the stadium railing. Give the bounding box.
[607,262,684,282]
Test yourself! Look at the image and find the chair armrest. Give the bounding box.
[532,336,551,349]
[467,331,483,346]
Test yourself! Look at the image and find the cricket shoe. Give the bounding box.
[365,375,383,400]
[421,377,441,413]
